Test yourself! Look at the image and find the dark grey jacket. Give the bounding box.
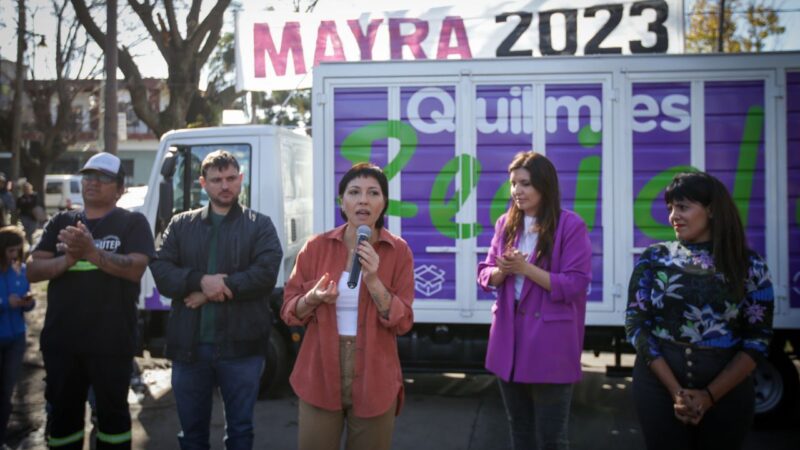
[150,203,283,362]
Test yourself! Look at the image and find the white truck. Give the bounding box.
[137,125,313,396]
[138,52,800,420]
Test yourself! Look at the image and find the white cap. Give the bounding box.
[80,152,122,178]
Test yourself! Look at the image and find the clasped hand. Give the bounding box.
[673,389,712,425]
[57,222,96,264]
[184,274,232,309]
[496,249,530,275]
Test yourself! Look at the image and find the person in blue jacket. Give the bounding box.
[0,226,34,445]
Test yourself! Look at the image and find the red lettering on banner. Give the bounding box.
[389,18,429,60]
[347,19,383,61]
[314,21,346,66]
[253,22,306,77]
[437,16,472,59]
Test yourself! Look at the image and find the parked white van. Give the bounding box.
[44,174,82,214]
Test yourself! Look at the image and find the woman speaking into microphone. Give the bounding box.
[281,162,415,450]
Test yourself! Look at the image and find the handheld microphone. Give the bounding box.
[347,225,372,289]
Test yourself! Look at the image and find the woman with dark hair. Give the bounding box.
[477,151,592,450]
[0,226,34,446]
[625,171,774,449]
[281,162,414,450]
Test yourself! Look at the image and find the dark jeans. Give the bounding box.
[0,337,25,444]
[171,344,264,450]
[42,352,133,449]
[633,341,754,450]
[498,379,573,450]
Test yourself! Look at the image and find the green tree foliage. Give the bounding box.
[741,2,786,51]
[204,31,311,130]
[686,0,785,53]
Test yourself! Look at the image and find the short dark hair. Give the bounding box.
[665,171,748,298]
[338,163,389,229]
[201,150,240,178]
[0,226,26,268]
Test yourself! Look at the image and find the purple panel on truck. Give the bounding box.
[334,87,389,220]
[475,84,534,302]
[630,80,767,263]
[400,86,458,301]
[788,72,800,308]
[631,82,692,250]
[545,83,604,302]
[704,80,766,256]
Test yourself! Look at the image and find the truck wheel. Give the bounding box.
[259,328,289,399]
[753,345,799,429]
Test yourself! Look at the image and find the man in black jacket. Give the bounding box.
[150,150,283,450]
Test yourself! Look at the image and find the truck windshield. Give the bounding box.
[171,144,252,214]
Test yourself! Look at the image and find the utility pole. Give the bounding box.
[717,0,727,52]
[10,0,26,181]
[104,0,118,155]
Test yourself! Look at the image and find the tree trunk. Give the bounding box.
[718,0,727,52]
[10,0,26,181]
[104,0,118,154]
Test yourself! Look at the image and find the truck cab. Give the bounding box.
[137,125,312,395]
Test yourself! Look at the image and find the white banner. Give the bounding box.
[236,0,684,91]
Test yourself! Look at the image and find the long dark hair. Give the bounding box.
[665,172,748,298]
[503,151,562,268]
[338,163,389,229]
[0,226,26,270]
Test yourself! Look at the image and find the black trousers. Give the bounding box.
[632,341,754,450]
[43,352,133,449]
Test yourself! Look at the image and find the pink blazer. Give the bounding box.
[477,210,592,383]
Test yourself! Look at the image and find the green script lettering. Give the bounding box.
[340,120,419,217]
[575,124,602,232]
[430,155,483,239]
[575,156,601,232]
[732,106,764,226]
[490,180,511,225]
[796,198,800,227]
[634,165,697,240]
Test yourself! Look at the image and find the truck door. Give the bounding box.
[623,74,773,314]
[330,83,476,323]
[471,77,613,320]
[142,142,253,311]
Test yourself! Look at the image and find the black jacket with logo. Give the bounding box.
[150,203,283,362]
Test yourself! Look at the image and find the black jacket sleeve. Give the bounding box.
[224,214,283,300]
[150,215,197,300]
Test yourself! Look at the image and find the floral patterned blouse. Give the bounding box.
[625,240,774,365]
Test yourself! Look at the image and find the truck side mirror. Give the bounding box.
[156,148,178,231]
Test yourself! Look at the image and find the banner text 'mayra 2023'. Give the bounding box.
[236,0,684,91]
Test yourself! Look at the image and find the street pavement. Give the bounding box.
[9,351,799,450]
